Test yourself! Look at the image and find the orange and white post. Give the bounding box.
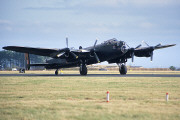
[166,93,169,102]
[106,91,109,102]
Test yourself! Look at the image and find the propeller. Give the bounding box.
[57,37,78,59]
[150,43,162,61]
[126,43,142,63]
[142,41,160,61]
[91,39,100,63]
[145,42,162,62]
[130,44,141,62]
[149,43,160,62]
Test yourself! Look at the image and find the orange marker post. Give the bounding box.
[166,93,169,102]
[106,91,109,102]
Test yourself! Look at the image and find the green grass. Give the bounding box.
[0,71,180,120]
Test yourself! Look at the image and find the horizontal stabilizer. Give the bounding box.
[29,63,49,66]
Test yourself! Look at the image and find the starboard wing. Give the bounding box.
[134,44,176,57]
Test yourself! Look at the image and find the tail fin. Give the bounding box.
[24,53,30,70]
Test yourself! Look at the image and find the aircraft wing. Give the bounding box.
[3,46,59,57]
[134,44,176,57]
[135,44,176,51]
[3,46,91,59]
[151,44,176,50]
[108,43,176,63]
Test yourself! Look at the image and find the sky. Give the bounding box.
[0,0,180,68]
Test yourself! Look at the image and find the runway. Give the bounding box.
[0,73,180,77]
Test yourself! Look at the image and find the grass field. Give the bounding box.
[0,71,180,120]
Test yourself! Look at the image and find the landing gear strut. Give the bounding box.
[119,64,127,75]
[55,69,58,75]
[79,64,87,75]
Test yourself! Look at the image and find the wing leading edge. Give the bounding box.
[3,46,59,57]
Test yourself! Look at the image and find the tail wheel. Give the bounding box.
[119,64,127,75]
[19,68,25,73]
[55,69,58,75]
[80,64,87,75]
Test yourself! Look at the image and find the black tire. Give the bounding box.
[19,69,22,73]
[55,70,58,75]
[22,69,25,73]
[19,68,25,73]
[119,64,127,75]
[80,65,87,75]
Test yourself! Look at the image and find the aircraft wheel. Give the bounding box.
[55,69,58,75]
[19,68,25,73]
[80,64,87,75]
[119,64,127,75]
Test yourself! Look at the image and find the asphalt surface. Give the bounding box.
[0,73,180,77]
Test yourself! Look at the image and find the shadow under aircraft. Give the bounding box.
[3,38,176,75]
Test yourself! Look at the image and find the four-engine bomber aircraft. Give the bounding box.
[3,38,175,75]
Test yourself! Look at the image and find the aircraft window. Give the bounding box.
[116,41,122,46]
[116,42,119,46]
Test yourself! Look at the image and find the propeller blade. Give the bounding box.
[142,41,149,46]
[70,52,78,59]
[94,39,98,50]
[66,37,68,48]
[56,37,79,59]
[94,52,100,63]
[155,43,161,47]
[126,43,130,48]
[150,51,153,61]
[56,52,65,58]
[135,44,142,49]
[131,52,134,62]
[91,39,100,63]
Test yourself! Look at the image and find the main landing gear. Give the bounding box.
[119,64,127,75]
[79,64,87,75]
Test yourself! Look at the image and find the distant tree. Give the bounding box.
[30,54,46,63]
[0,50,47,70]
[169,66,176,71]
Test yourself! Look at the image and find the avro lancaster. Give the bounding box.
[3,38,176,75]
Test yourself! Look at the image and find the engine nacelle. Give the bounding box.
[135,47,154,57]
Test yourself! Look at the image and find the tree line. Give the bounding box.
[0,50,178,71]
[0,50,46,70]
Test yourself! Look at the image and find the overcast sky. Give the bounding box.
[0,0,180,68]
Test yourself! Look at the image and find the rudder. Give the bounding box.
[24,53,30,70]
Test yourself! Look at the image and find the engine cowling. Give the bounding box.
[135,47,154,57]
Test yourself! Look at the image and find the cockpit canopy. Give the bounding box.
[102,38,128,53]
[103,38,118,44]
[103,38,125,46]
